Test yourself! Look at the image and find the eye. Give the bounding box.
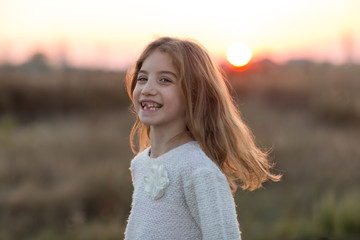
[160,77,172,83]
[137,76,147,82]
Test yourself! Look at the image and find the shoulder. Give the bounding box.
[174,141,226,180]
[130,147,150,170]
[175,142,212,165]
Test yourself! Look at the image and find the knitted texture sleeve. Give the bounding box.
[184,167,241,240]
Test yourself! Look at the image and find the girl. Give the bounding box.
[124,37,281,240]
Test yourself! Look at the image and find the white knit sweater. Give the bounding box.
[124,141,241,240]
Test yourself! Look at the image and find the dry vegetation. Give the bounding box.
[0,58,359,240]
[0,109,134,240]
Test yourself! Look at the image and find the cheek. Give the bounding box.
[173,94,187,118]
[132,87,141,111]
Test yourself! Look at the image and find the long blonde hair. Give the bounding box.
[126,37,281,192]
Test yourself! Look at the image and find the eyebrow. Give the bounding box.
[138,70,177,78]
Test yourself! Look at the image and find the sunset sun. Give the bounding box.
[226,43,252,67]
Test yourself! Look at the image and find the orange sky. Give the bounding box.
[0,0,359,69]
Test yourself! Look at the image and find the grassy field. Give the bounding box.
[0,60,359,239]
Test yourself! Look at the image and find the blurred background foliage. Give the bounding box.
[0,53,359,240]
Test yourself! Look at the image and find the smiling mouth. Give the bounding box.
[141,101,163,110]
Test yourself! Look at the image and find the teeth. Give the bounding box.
[141,102,161,110]
[144,106,159,110]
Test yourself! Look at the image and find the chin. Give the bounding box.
[139,118,156,127]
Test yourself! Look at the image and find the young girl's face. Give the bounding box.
[133,50,187,132]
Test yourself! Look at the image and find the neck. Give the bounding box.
[149,126,192,158]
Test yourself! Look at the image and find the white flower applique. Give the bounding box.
[144,164,170,200]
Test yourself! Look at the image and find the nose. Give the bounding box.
[141,78,157,95]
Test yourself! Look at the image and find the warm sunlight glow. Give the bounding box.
[1,0,359,67]
[227,43,252,67]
